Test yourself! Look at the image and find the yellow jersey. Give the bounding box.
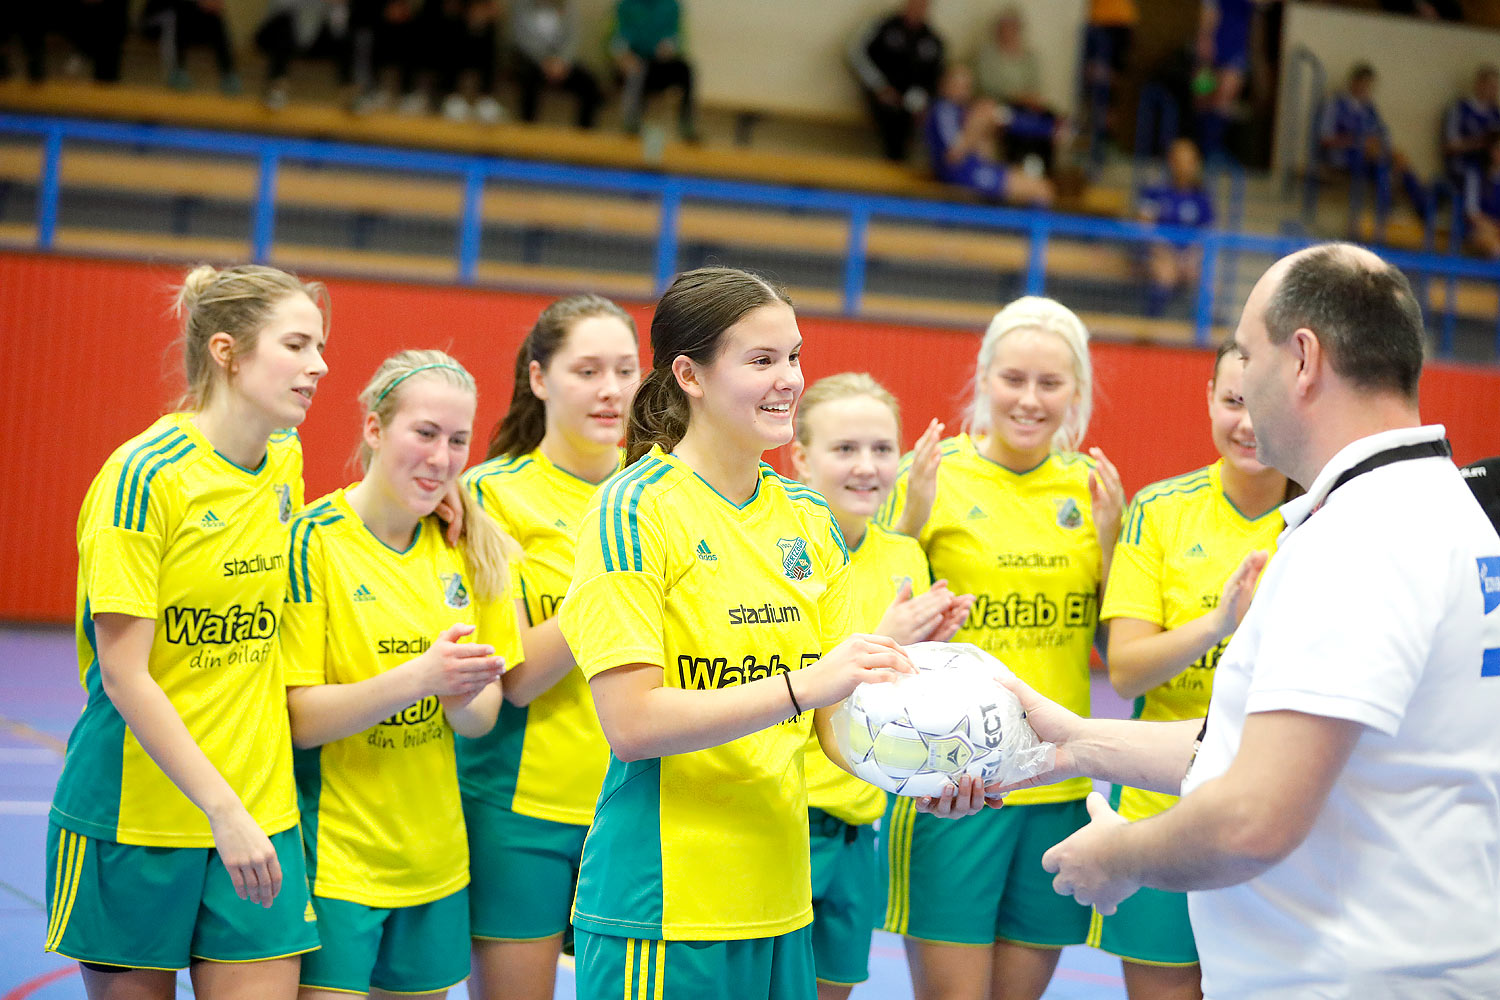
[51,414,301,847]
[804,522,928,826]
[459,447,614,825]
[1101,461,1282,820]
[560,448,852,941]
[280,488,524,908]
[878,433,1102,806]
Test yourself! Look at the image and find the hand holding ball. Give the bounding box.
[832,642,1054,798]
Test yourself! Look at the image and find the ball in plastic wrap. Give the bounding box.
[832,642,1053,798]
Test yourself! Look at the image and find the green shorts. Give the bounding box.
[808,809,876,986]
[298,888,470,994]
[575,926,816,1000]
[883,797,1091,947]
[1088,885,1198,966]
[463,794,588,940]
[44,820,317,970]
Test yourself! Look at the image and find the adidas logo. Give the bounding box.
[352,584,376,602]
[200,510,224,529]
[553,518,569,530]
[696,540,718,562]
[1186,544,1207,558]
[967,505,987,519]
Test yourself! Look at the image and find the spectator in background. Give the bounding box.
[611,0,697,141]
[71,0,129,83]
[1139,138,1215,316]
[1464,133,1500,258]
[1194,0,1257,160]
[143,0,240,94]
[1443,64,1500,188]
[255,0,356,110]
[511,0,601,128]
[1319,62,1435,228]
[0,5,47,83]
[1082,0,1138,159]
[926,64,1053,207]
[352,0,438,116]
[848,0,945,162]
[974,7,1067,176]
[433,0,504,123]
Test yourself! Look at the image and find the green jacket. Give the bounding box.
[612,0,682,58]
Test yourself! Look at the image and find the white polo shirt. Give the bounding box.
[1183,425,1500,1000]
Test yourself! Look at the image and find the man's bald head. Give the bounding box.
[1261,243,1425,400]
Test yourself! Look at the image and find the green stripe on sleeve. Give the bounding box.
[622,461,670,572]
[112,428,179,528]
[603,458,662,573]
[130,439,195,531]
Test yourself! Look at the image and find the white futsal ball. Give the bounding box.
[833,642,1050,798]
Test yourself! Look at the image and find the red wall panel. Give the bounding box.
[3,251,1499,622]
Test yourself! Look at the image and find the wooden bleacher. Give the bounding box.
[0,81,1491,342]
[1,139,1493,342]
[0,80,1128,214]
[0,80,953,200]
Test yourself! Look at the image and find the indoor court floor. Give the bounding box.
[1,624,1129,999]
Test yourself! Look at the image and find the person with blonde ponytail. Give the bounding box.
[45,264,327,999]
[280,350,523,999]
[458,295,639,1000]
[788,373,973,1000]
[875,296,1126,1000]
[558,267,974,1000]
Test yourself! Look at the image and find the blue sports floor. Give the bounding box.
[0,624,1128,998]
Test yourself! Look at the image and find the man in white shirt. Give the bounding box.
[987,242,1500,998]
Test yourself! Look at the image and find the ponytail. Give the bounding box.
[455,486,522,604]
[625,367,692,465]
[485,339,547,460]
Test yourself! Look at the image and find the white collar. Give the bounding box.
[1279,424,1447,532]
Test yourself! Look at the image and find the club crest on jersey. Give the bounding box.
[1054,497,1083,530]
[777,537,813,581]
[274,483,293,525]
[440,572,470,610]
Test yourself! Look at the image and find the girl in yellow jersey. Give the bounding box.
[458,295,640,1000]
[280,351,523,999]
[46,265,328,999]
[877,296,1126,1000]
[789,373,973,1000]
[559,267,976,1000]
[1089,341,1286,1000]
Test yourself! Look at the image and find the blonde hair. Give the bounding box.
[965,296,1093,454]
[794,372,902,447]
[357,349,520,603]
[173,264,327,410]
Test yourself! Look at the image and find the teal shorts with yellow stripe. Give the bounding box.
[575,927,816,1000]
[1088,885,1198,966]
[884,797,1091,947]
[44,820,318,970]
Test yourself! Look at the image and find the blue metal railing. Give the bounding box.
[5,112,1500,357]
